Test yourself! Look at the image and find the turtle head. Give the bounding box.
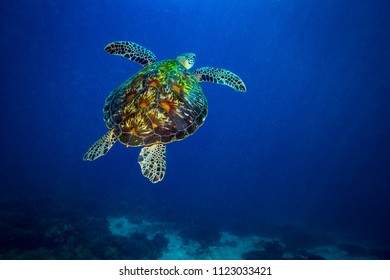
[176,53,196,70]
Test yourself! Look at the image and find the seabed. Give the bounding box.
[107,216,378,260]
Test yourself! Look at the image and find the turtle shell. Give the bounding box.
[103,59,208,147]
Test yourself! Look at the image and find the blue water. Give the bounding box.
[1,0,389,259]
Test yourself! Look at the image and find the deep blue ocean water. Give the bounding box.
[1,0,389,259]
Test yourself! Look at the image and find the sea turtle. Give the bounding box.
[83,41,246,183]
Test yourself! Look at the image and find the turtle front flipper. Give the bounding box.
[104,41,158,67]
[83,130,117,161]
[194,67,246,92]
[138,144,166,183]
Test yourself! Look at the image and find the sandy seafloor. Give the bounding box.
[1,193,388,260]
[107,216,382,260]
[1,190,389,260]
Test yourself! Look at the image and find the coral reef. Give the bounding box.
[179,221,222,247]
[0,194,388,260]
[337,243,367,257]
[241,241,285,260]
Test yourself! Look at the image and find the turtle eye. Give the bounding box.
[177,53,196,69]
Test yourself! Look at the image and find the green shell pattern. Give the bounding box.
[103,59,208,147]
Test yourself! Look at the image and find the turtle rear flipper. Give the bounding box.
[138,144,166,183]
[104,41,158,67]
[194,67,246,92]
[83,130,117,161]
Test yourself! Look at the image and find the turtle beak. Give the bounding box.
[177,53,196,70]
